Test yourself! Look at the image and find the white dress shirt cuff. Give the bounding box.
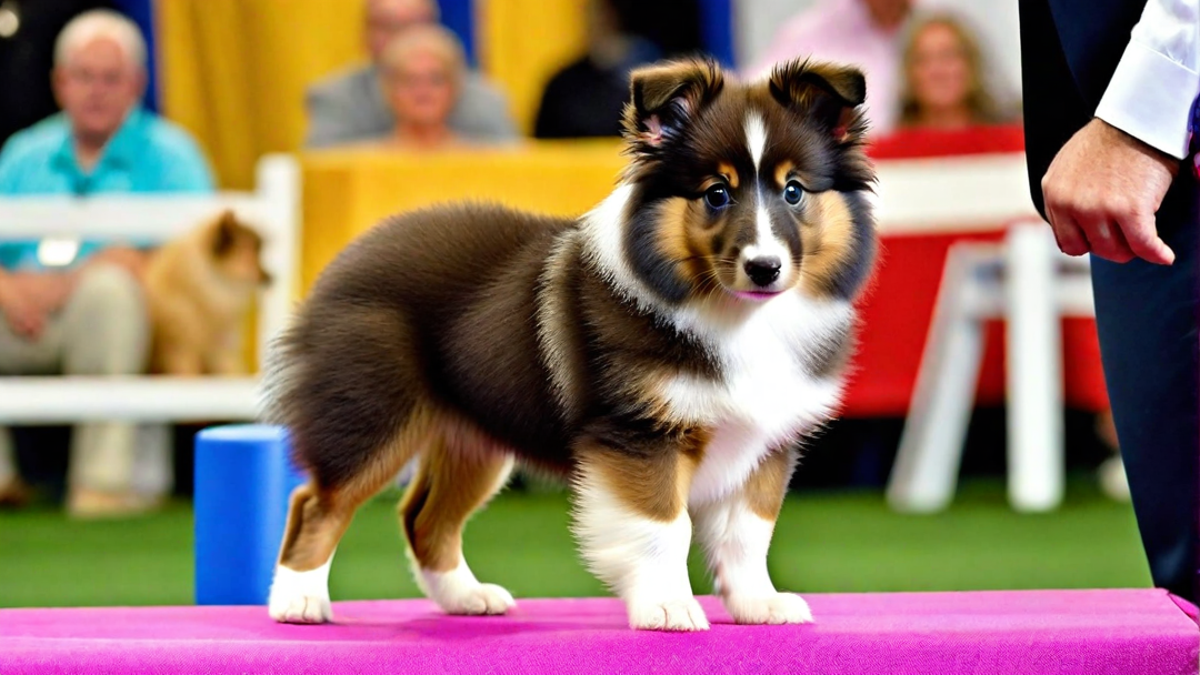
[1095,39,1200,160]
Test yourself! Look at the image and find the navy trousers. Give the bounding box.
[1089,171,1199,603]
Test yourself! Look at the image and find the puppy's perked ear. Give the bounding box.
[622,57,724,153]
[769,58,867,141]
[212,210,238,257]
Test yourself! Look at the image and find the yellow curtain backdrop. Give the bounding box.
[157,0,368,188]
[300,140,625,291]
[157,0,589,188]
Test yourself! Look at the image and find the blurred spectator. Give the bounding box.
[0,0,115,147]
[533,0,663,139]
[617,0,702,60]
[746,0,914,136]
[896,13,1011,130]
[0,9,214,517]
[377,25,469,150]
[304,0,516,148]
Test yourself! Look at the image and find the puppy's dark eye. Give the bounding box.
[783,181,804,206]
[704,184,731,209]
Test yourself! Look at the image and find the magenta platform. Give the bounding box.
[1,589,1196,675]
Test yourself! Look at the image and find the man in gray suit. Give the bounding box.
[304,0,518,148]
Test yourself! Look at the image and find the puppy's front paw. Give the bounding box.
[724,592,812,625]
[441,582,516,615]
[421,566,515,616]
[269,592,332,624]
[628,597,710,631]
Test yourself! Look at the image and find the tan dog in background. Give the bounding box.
[145,210,270,376]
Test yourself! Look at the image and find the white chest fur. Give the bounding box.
[659,294,852,506]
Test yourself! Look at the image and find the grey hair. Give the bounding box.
[54,9,147,69]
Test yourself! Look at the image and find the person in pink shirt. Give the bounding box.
[745,0,913,136]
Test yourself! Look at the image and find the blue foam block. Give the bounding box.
[194,424,307,606]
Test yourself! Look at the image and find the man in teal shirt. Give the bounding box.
[0,9,215,517]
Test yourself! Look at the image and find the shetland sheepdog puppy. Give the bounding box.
[145,210,271,376]
[262,56,877,631]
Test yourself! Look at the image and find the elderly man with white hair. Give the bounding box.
[0,9,215,517]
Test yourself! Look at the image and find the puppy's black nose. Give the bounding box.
[744,256,781,287]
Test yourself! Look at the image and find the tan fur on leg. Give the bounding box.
[572,445,708,631]
[205,334,246,376]
[156,344,204,377]
[270,410,430,624]
[400,419,515,615]
[268,483,347,624]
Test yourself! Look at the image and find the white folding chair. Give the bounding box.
[886,220,1096,513]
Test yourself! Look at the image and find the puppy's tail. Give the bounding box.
[257,320,305,431]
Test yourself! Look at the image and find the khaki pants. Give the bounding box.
[0,264,168,495]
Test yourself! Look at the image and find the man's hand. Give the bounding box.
[0,277,47,339]
[1041,117,1181,265]
[0,272,76,340]
[88,246,148,281]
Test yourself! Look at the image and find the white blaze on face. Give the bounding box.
[742,111,790,287]
[745,112,767,172]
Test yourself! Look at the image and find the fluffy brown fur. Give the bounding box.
[262,56,878,631]
[145,210,270,376]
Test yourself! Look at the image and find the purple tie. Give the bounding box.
[1190,95,1200,177]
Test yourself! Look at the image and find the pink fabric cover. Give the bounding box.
[2,590,1196,675]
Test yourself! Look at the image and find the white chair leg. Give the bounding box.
[888,246,992,513]
[1005,221,1064,512]
[132,423,174,498]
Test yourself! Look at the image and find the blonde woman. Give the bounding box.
[896,13,1011,130]
[377,24,472,150]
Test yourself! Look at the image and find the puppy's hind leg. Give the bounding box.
[269,482,349,624]
[400,421,515,616]
[269,415,427,624]
[266,305,428,624]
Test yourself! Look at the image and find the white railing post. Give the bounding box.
[254,154,301,366]
[888,245,1000,512]
[0,377,260,423]
[1005,220,1064,512]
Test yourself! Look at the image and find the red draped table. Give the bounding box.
[843,125,1109,418]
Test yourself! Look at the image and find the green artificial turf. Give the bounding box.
[0,478,1151,608]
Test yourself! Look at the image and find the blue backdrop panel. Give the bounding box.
[194,424,307,606]
[437,0,476,67]
[111,0,158,112]
[698,0,735,68]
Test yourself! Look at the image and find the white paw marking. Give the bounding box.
[268,559,333,624]
[629,597,711,631]
[572,464,703,632]
[442,582,515,615]
[269,593,332,624]
[419,563,515,615]
[724,592,813,625]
